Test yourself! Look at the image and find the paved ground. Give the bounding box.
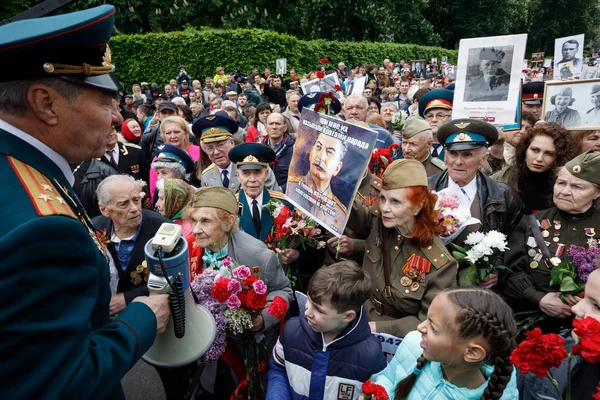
[122,360,166,400]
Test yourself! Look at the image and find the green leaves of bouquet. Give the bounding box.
[550,261,585,295]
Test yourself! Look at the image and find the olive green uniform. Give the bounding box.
[421,154,446,177]
[501,206,600,332]
[346,200,457,338]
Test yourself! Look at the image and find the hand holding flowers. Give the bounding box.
[450,230,508,287]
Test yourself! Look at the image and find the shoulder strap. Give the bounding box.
[527,214,552,260]
[267,189,286,200]
[421,241,449,269]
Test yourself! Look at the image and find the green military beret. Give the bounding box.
[191,186,239,214]
[382,159,428,190]
[565,150,600,185]
[402,116,432,139]
[437,118,498,151]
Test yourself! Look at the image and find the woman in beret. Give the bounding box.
[501,150,600,333]
[492,123,576,214]
[344,159,457,338]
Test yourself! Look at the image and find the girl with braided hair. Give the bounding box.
[365,288,519,399]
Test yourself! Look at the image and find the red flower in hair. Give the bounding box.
[212,277,232,303]
[334,84,342,92]
[509,327,567,377]
[362,380,389,400]
[319,57,329,64]
[572,317,600,363]
[316,71,325,79]
[267,296,289,319]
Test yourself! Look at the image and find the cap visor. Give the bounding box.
[523,100,542,105]
[445,142,487,151]
[238,164,266,170]
[61,73,121,93]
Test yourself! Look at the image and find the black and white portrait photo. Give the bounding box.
[301,72,344,100]
[542,79,600,130]
[464,46,513,102]
[411,60,425,79]
[554,34,585,80]
[276,58,287,75]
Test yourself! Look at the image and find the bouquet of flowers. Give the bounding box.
[191,257,289,399]
[511,318,600,399]
[450,230,509,287]
[391,109,408,131]
[362,380,389,400]
[433,189,480,244]
[368,144,401,178]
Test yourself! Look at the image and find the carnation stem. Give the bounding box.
[335,238,341,260]
[547,371,563,400]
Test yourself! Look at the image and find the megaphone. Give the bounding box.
[142,223,216,368]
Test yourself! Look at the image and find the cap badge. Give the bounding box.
[243,155,259,163]
[308,93,317,98]
[43,63,55,73]
[533,94,539,99]
[454,122,470,129]
[102,45,112,69]
[455,133,473,142]
[206,116,216,120]
[572,165,582,173]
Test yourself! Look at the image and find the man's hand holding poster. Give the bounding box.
[286,109,377,237]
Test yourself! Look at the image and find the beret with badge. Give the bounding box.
[418,89,454,118]
[402,115,432,139]
[192,114,238,143]
[191,186,240,215]
[228,143,276,170]
[0,5,120,92]
[437,118,498,151]
[381,159,428,190]
[565,150,600,185]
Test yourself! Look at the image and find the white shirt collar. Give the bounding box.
[216,162,233,179]
[0,119,74,186]
[246,190,264,218]
[448,175,478,206]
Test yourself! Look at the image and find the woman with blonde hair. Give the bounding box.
[132,83,147,103]
[149,116,199,199]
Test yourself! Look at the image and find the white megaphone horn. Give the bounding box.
[142,223,216,368]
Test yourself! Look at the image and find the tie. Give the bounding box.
[252,200,261,237]
[222,170,229,188]
[431,144,441,158]
[106,150,117,169]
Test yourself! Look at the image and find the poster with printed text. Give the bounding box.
[453,33,527,125]
[286,109,377,237]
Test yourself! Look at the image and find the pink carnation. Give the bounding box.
[222,257,233,267]
[227,279,242,294]
[227,294,241,309]
[253,280,267,295]
[232,265,251,280]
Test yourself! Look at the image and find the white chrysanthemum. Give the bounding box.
[218,266,232,278]
[473,242,494,256]
[482,230,508,251]
[464,231,485,246]
[466,247,484,264]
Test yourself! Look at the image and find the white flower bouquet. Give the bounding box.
[450,230,509,286]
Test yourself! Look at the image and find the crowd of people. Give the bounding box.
[2,4,600,400]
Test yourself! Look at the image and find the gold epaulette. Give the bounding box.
[235,193,240,200]
[8,156,76,219]
[268,189,286,200]
[123,142,142,150]
[287,175,302,184]
[202,163,215,174]
[421,241,451,270]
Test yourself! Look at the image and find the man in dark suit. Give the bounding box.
[93,175,170,314]
[101,127,149,184]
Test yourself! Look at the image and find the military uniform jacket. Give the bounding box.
[545,107,582,128]
[422,154,446,177]
[501,207,600,315]
[201,162,281,193]
[237,188,291,242]
[0,127,157,400]
[346,199,457,338]
[584,107,600,126]
[100,141,149,184]
[93,209,170,303]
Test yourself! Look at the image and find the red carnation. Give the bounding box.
[532,69,539,74]
[313,103,329,114]
[334,84,342,92]
[362,380,389,400]
[243,275,257,287]
[267,296,289,319]
[572,317,600,363]
[243,290,267,312]
[316,71,325,79]
[522,69,529,73]
[319,57,329,64]
[509,327,567,377]
[212,277,232,303]
[593,384,600,400]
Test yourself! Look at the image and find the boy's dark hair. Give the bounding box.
[520,110,537,126]
[138,104,153,118]
[395,288,517,400]
[306,261,371,314]
[413,88,430,102]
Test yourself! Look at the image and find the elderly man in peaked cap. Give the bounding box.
[522,81,545,121]
[428,119,523,255]
[0,5,170,399]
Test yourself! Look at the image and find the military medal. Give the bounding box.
[400,276,412,287]
[585,228,597,247]
[401,254,431,290]
[554,220,561,230]
[527,237,537,257]
[541,219,551,238]
[530,261,539,269]
[528,249,537,257]
[555,243,565,258]
[410,282,420,292]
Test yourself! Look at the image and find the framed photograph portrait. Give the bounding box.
[410,60,426,79]
[531,52,545,63]
[554,34,585,80]
[541,79,600,130]
[453,33,527,125]
[276,58,287,75]
[300,72,344,100]
[582,65,600,80]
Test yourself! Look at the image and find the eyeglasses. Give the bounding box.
[203,140,230,154]
[425,113,451,121]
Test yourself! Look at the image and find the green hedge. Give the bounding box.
[109,27,458,89]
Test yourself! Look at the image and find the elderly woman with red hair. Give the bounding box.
[344,159,457,337]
